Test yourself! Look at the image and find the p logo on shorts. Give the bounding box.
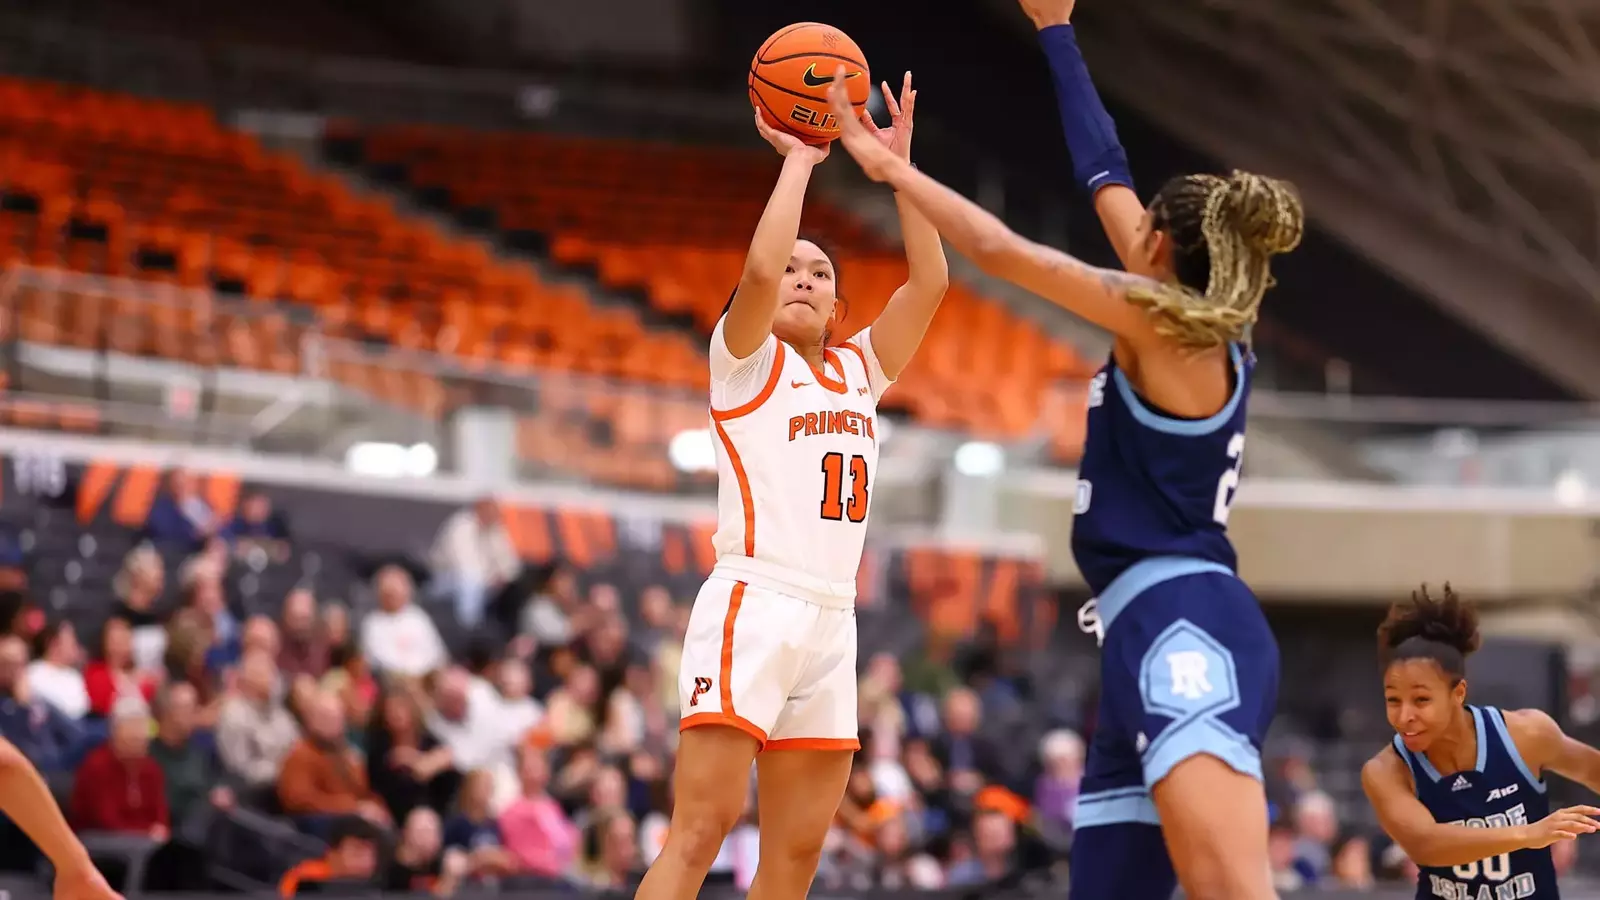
[1138,620,1239,721]
[689,676,714,707]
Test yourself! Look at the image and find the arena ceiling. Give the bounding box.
[1053,0,1600,395]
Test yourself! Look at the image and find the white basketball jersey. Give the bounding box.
[707,317,893,604]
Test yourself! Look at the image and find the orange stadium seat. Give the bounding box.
[0,76,1092,482]
[351,123,1097,451]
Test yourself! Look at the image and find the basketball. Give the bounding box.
[748,22,871,145]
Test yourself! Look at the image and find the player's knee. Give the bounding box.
[1178,861,1273,900]
[758,828,827,877]
[660,810,739,872]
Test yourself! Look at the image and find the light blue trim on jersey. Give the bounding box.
[1485,706,1547,793]
[1096,556,1236,633]
[1112,342,1245,436]
[1409,706,1488,783]
[1143,715,1263,788]
[1073,786,1161,828]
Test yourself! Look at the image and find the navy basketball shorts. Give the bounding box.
[1069,557,1280,900]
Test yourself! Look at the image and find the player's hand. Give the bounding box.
[1524,806,1600,849]
[752,109,829,164]
[860,72,916,162]
[827,68,902,183]
[54,860,124,900]
[1018,0,1075,29]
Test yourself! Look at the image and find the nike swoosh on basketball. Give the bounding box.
[791,380,812,388]
[802,64,860,88]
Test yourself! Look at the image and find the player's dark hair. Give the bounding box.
[1135,170,1305,349]
[328,814,380,848]
[720,235,847,341]
[1377,583,1481,684]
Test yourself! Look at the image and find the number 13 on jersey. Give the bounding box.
[820,452,869,522]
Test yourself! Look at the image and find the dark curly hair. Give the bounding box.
[1376,583,1481,684]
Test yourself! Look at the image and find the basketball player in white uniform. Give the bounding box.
[635,73,948,900]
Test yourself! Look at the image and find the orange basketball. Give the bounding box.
[748,22,871,145]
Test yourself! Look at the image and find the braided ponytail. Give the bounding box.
[1128,170,1305,349]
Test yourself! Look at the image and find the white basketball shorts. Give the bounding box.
[677,575,859,750]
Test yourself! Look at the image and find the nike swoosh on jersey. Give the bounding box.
[801,64,861,88]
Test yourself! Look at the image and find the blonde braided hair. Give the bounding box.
[1127,170,1305,349]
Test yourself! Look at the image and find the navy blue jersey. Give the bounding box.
[1070,344,1252,595]
[1394,705,1557,900]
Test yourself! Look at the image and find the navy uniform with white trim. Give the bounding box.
[1395,705,1558,900]
[1069,344,1280,900]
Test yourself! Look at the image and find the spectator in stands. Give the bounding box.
[384,806,469,895]
[112,546,168,672]
[495,657,544,741]
[70,698,169,839]
[278,690,388,831]
[162,615,224,730]
[367,686,458,823]
[519,563,579,646]
[499,744,579,879]
[933,687,1003,793]
[1293,788,1340,881]
[144,468,216,551]
[944,808,1018,888]
[223,490,291,562]
[83,616,158,718]
[631,586,674,657]
[902,738,956,842]
[0,635,83,772]
[1269,821,1305,891]
[430,496,519,632]
[26,620,88,720]
[1032,728,1083,840]
[278,588,329,680]
[148,682,232,828]
[216,649,299,797]
[278,815,382,897]
[426,667,519,802]
[360,565,446,678]
[321,644,376,738]
[543,662,600,748]
[177,572,238,671]
[578,808,640,890]
[444,768,517,878]
[573,764,628,834]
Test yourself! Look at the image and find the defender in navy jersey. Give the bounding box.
[824,0,1304,893]
[1363,586,1600,900]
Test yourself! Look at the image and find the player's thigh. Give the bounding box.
[1151,755,1273,900]
[677,578,808,746]
[1108,571,1279,899]
[754,747,854,864]
[661,725,760,867]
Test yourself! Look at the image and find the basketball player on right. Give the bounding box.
[1364,585,1600,900]
[635,71,949,900]
[827,0,1303,890]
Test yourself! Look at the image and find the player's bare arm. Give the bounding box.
[1361,745,1598,867]
[0,737,123,899]
[724,112,830,360]
[859,72,950,380]
[826,70,1160,344]
[1507,708,1600,793]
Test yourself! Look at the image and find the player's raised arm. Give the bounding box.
[1019,0,1147,268]
[1509,708,1600,794]
[0,737,123,899]
[1361,747,1599,868]
[725,111,831,360]
[826,70,1157,342]
[858,72,949,380]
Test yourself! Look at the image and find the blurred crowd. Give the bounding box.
[0,468,1571,896]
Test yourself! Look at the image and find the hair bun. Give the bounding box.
[1220,171,1305,257]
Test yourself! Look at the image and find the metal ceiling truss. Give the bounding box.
[1083,0,1600,304]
